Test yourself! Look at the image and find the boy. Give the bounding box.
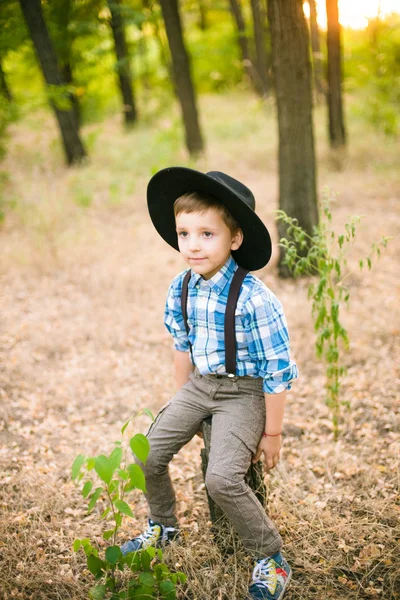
[122,168,298,600]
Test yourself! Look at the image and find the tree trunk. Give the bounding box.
[268,0,319,277]
[107,0,137,126]
[19,0,86,165]
[326,0,346,148]
[229,0,263,96]
[250,0,270,96]
[159,0,204,156]
[198,0,208,31]
[200,418,266,545]
[0,60,12,101]
[61,62,80,130]
[53,0,81,128]
[308,0,325,100]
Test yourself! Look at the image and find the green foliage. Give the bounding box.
[344,14,400,136]
[277,190,389,439]
[72,410,186,598]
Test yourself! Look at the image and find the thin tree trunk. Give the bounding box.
[229,0,263,96]
[250,0,270,96]
[107,0,137,126]
[308,0,325,100]
[19,0,86,165]
[198,0,208,31]
[159,0,204,156]
[56,0,80,128]
[0,60,12,101]
[326,0,346,148]
[268,0,319,277]
[61,62,80,130]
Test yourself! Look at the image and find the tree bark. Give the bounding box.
[159,0,204,156]
[0,60,12,101]
[200,418,266,545]
[308,0,325,100]
[229,0,264,96]
[326,0,346,148]
[107,0,137,126]
[250,0,271,96]
[268,0,319,277]
[48,0,80,129]
[19,0,86,165]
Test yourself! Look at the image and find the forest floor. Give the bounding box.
[0,93,399,600]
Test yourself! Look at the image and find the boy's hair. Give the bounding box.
[173,192,240,234]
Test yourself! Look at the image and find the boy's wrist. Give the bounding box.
[262,431,282,437]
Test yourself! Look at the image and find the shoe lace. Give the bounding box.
[136,521,160,547]
[252,558,276,591]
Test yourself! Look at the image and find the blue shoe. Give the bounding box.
[247,552,292,600]
[120,518,179,556]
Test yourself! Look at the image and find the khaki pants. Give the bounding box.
[140,369,282,556]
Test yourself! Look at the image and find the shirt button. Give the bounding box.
[196,284,199,289]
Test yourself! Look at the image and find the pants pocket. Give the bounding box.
[145,401,171,438]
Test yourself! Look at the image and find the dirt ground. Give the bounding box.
[0,96,399,599]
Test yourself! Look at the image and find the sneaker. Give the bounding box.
[120,518,179,556]
[247,552,292,600]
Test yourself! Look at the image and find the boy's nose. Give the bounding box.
[188,237,201,251]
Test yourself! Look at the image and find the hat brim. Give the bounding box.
[147,167,272,271]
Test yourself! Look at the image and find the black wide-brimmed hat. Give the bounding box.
[147,167,272,271]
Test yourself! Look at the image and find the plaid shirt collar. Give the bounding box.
[188,255,238,296]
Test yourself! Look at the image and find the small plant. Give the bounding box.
[72,411,186,599]
[277,190,389,439]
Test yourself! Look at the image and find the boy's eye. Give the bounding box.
[178,231,188,238]
[203,231,213,238]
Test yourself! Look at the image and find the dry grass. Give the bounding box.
[0,92,399,599]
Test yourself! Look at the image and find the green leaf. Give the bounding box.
[121,418,131,435]
[118,469,129,481]
[109,447,123,471]
[130,434,150,464]
[105,546,122,565]
[142,408,154,421]
[159,580,176,599]
[73,539,81,552]
[101,507,111,519]
[88,487,103,512]
[127,464,147,493]
[141,549,151,571]
[95,455,114,485]
[89,585,106,599]
[177,572,187,583]
[86,458,96,471]
[87,554,104,576]
[72,454,86,480]
[103,529,115,541]
[114,500,134,518]
[139,572,155,587]
[82,481,93,498]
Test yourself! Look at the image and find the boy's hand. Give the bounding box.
[252,434,282,472]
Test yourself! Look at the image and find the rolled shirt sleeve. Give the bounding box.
[164,273,190,353]
[243,289,299,394]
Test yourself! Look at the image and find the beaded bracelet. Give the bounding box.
[262,431,282,437]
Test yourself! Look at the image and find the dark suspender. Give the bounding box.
[181,269,193,364]
[181,267,249,375]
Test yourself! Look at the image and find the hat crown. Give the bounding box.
[206,171,256,211]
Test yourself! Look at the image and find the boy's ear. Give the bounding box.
[231,228,243,251]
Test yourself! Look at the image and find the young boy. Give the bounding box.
[122,168,298,600]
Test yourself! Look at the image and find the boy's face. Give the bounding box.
[175,208,243,280]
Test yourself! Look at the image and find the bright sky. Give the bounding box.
[303,0,400,29]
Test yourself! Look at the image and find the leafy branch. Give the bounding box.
[277,190,389,439]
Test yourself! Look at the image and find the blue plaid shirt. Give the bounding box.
[164,256,298,394]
